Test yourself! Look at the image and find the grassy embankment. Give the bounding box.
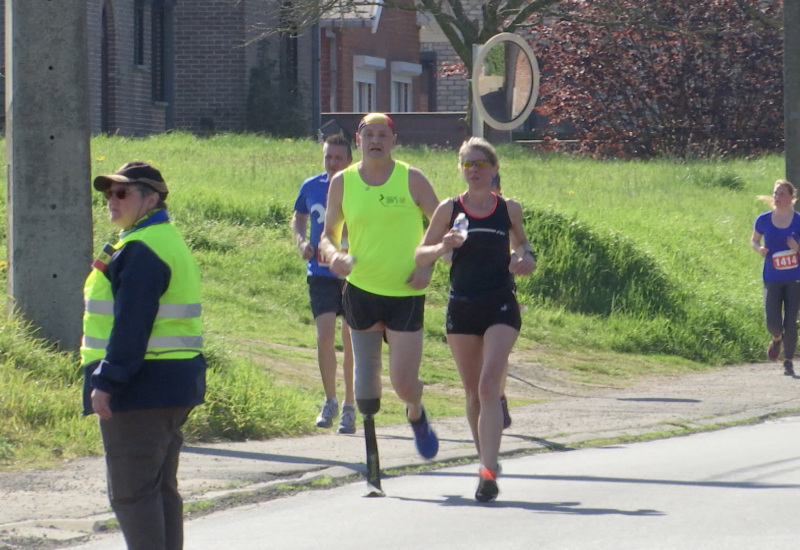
[0,133,780,466]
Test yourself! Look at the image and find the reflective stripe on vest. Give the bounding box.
[84,299,202,319]
[83,334,204,352]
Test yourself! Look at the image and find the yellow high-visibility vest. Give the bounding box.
[80,221,203,366]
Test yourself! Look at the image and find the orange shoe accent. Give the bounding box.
[479,467,497,482]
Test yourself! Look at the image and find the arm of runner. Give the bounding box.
[320,173,352,277]
[789,235,800,253]
[415,199,462,266]
[751,229,768,258]
[408,167,440,221]
[291,211,314,260]
[406,167,440,288]
[507,199,536,276]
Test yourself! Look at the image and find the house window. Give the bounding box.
[392,79,411,112]
[390,61,422,113]
[151,5,166,102]
[355,73,376,112]
[353,55,385,112]
[133,0,145,66]
[279,2,298,94]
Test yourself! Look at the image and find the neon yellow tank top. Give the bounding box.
[342,161,425,296]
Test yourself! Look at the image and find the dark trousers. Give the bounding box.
[764,280,800,361]
[99,407,192,550]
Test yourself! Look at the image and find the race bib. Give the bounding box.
[317,247,330,268]
[316,246,347,268]
[772,249,799,270]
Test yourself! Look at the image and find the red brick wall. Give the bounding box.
[320,26,332,111]
[87,0,168,135]
[173,0,249,132]
[1,0,165,134]
[324,3,422,112]
[2,0,417,135]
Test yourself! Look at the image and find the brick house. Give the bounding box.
[85,0,312,135]
[320,0,427,113]
[1,0,445,137]
[418,2,483,113]
[1,0,285,135]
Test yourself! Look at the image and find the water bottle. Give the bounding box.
[453,213,469,240]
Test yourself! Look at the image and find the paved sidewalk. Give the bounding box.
[1,363,798,548]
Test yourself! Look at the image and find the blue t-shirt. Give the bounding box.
[294,172,336,278]
[754,210,800,282]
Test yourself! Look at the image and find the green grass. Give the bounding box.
[0,132,782,466]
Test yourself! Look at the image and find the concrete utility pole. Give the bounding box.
[5,0,92,350]
[785,1,800,188]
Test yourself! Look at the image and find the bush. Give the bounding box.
[533,0,783,158]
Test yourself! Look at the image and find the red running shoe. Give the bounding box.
[767,338,782,361]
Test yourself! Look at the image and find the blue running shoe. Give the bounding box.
[337,403,357,434]
[409,406,439,459]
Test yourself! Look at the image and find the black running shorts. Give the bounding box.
[343,283,425,332]
[307,275,345,318]
[446,288,521,336]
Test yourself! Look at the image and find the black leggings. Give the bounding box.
[764,280,800,361]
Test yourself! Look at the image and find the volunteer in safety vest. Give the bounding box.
[82,161,206,550]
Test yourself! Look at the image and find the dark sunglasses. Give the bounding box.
[104,188,135,200]
[461,160,492,169]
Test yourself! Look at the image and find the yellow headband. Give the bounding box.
[358,113,395,133]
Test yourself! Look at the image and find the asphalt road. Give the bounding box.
[70,416,800,550]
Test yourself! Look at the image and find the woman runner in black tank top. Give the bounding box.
[414,137,536,503]
[448,194,515,299]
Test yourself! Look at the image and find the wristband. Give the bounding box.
[523,249,536,261]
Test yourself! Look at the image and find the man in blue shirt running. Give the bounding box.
[292,134,356,432]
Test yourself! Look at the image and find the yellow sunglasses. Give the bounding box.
[461,160,492,169]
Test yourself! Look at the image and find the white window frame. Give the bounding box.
[391,77,412,112]
[390,61,421,113]
[354,70,377,112]
[354,55,386,112]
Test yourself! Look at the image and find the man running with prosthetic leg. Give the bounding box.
[320,113,440,495]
